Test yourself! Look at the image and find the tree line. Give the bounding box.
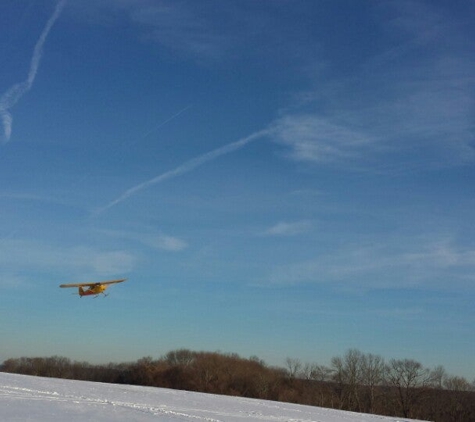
[1,349,474,422]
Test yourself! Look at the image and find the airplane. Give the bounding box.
[59,278,127,297]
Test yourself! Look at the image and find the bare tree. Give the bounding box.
[386,358,431,418]
[330,349,365,411]
[309,363,333,382]
[344,349,364,411]
[429,365,447,389]
[331,355,346,409]
[301,362,314,380]
[360,353,385,413]
[444,375,472,392]
[285,357,302,379]
[164,349,196,367]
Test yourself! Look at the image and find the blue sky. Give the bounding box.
[1,0,474,379]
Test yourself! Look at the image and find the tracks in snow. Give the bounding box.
[0,384,224,421]
[0,374,419,422]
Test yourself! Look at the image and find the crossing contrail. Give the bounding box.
[141,105,192,139]
[96,128,270,215]
[0,0,66,143]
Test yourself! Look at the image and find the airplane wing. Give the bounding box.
[59,278,127,288]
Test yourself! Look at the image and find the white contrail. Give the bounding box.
[96,128,271,215]
[0,0,66,143]
[141,105,192,139]
[1,112,12,140]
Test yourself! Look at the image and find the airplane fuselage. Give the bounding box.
[79,284,108,297]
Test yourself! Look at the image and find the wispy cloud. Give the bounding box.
[0,238,135,286]
[150,234,188,252]
[0,273,31,289]
[269,2,475,172]
[0,112,13,141]
[82,0,314,66]
[264,220,313,237]
[96,128,270,214]
[128,1,277,63]
[68,1,241,62]
[0,0,65,143]
[262,237,475,290]
[0,191,75,208]
[270,114,373,164]
[99,229,188,252]
[130,2,227,62]
[271,59,475,172]
[92,0,473,216]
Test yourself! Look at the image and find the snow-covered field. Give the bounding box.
[0,372,427,422]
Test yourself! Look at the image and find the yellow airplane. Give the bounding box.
[59,278,126,297]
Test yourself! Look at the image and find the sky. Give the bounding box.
[0,0,474,380]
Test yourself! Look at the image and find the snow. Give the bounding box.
[0,372,428,422]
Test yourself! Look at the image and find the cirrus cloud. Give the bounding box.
[264,220,313,237]
[262,237,475,291]
[0,0,65,143]
[0,239,136,287]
